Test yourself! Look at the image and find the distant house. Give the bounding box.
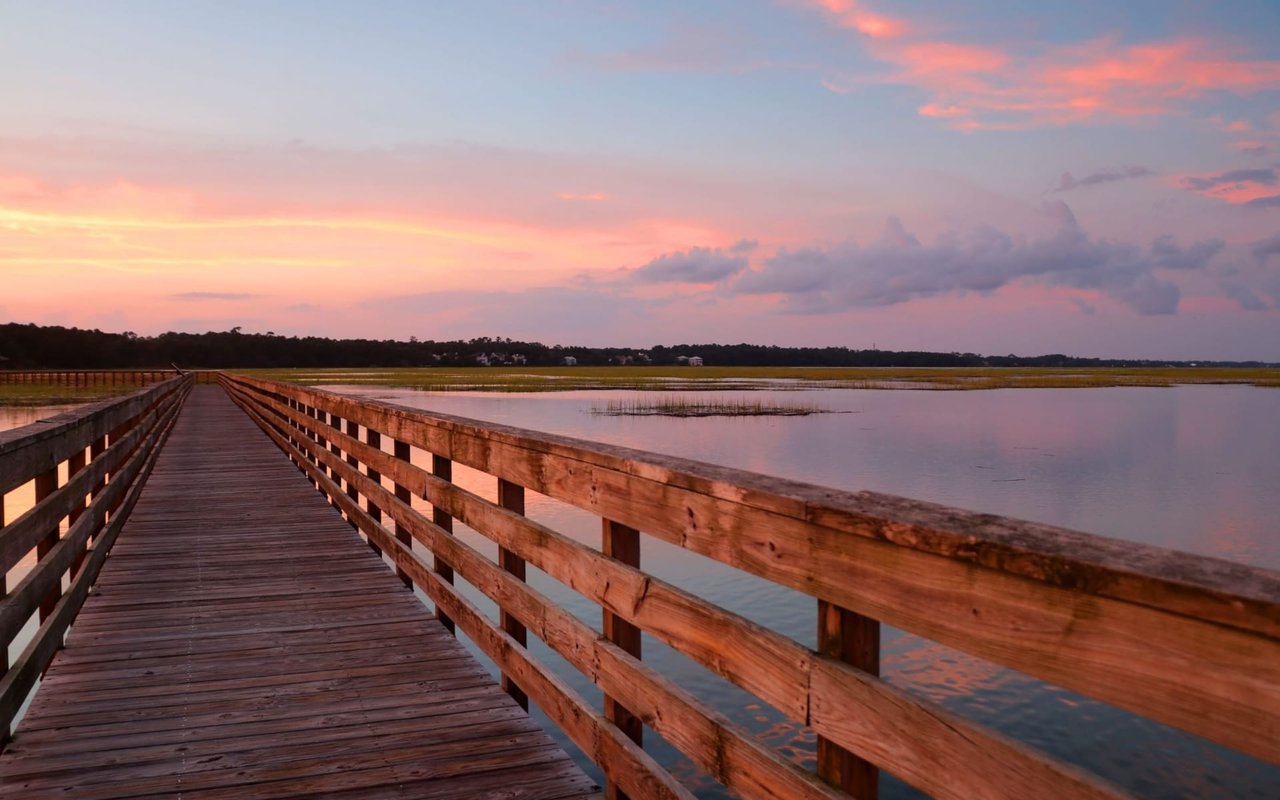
[474,353,490,366]
[687,356,704,367]
[562,356,577,366]
[675,355,688,365]
[510,353,527,365]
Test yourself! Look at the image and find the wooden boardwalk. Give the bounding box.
[0,386,598,799]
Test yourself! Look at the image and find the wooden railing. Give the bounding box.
[221,373,1280,800]
[0,375,191,743]
[0,370,179,387]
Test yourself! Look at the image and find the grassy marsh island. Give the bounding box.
[588,396,837,417]
[0,383,138,407]
[246,365,1280,393]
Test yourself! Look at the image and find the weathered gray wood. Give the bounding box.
[816,601,879,798]
[0,378,185,496]
[0,382,188,738]
[603,520,642,800]
[227,384,687,800]
[225,378,1139,798]
[223,375,1280,767]
[431,452,455,633]
[0,385,597,800]
[497,478,529,711]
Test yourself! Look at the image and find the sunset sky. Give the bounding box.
[3,1,1280,359]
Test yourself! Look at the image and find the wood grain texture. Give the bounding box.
[226,386,687,800]
[225,376,1144,799]
[0,377,185,497]
[0,385,599,800]
[223,375,1280,766]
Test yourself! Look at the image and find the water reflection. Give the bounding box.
[337,384,1280,799]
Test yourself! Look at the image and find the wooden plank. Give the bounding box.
[603,519,643,800]
[816,602,878,798]
[234,405,849,800]
[227,375,1137,799]
[222,375,1280,766]
[0,377,186,496]
[391,438,411,587]
[0,385,596,800]
[32,467,59,622]
[431,452,455,633]
[0,383,187,738]
[497,478,529,711]
[226,389,688,800]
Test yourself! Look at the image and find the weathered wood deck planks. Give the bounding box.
[0,385,599,799]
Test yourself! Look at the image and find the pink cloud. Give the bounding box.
[1232,140,1272,157]
[557,191,608,202]
[790,2,1280,130]
[895,42,1009,74]
[1179,167,1279,205]
[801,1,910,39]
[918,103,970,118]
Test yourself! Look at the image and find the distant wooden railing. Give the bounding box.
[221,373,1280,800]
[0,375,191,743]
[0,370,179,387]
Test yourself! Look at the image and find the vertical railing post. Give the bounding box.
[88,435,107,546]
[314,408,329,482]
[105,418,135,520]
[303,405,318,485]
[496,478,528,710]
[384,439,413,587]
[359,427,384,561]
[286,398,300,462]
[34,466,60,621]
[67,447,88,577]
[326,413,343,509]
[344,419,361,531]
[817,601,880,798]
[429,454,455,633]
[603,519,643,800]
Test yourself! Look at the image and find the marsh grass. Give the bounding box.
[589,396,833,417]
[246,365,1280,393]
[0,384,138,407]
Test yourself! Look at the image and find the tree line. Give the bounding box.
[0,322,1270,369]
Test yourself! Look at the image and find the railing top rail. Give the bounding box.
[221,372,1280,791]
[0,375,187,494]
[225,373,1280,638]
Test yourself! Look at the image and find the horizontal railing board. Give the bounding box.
[0,378,186,496]
[225,377,1159,798]
[238,382,1129,799]
[226,375,1280,767]
[0,381,188,735]
[230,393,850,800]
[228,376,1280,637]
[225,386,693,800]
[0,395,182,649]
[0,398,172,575]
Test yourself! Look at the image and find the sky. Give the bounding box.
[2,0,1280,359]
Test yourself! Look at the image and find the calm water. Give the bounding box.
[325,384,1280,799]
[3,389,1277,797]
